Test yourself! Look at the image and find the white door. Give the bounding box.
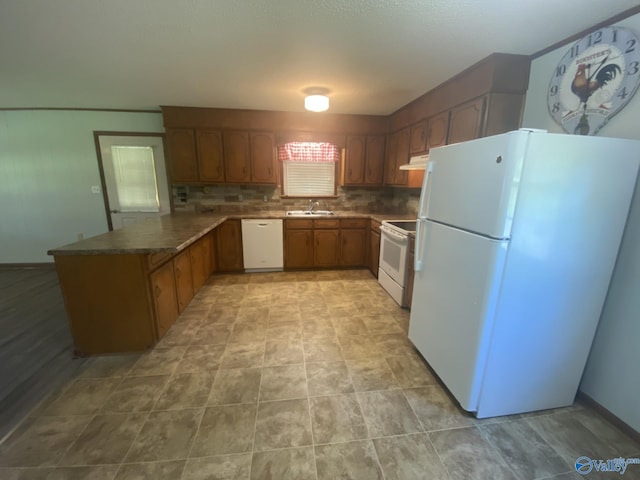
[98,135,171,230]
[422,130,529,239]
[408,220,508,412]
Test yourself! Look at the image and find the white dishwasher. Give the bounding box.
[241,219,284,272]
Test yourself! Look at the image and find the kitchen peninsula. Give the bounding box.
[48,211,408,356]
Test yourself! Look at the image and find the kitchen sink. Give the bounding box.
[285,210,335,216]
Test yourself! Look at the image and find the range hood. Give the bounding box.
[399,153,429,170]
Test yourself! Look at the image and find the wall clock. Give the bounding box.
[547,26,640,135]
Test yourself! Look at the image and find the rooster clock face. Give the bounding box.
[547,26,640,135]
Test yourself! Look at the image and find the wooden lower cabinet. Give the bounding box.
[284,218,368,270]
[405,236,416,308]
[285,228,314,268]
[190,237,208,293]
[369,221,381,277]
[173,250,194,313]
[216,219,244,272]
[150,260,179,338]
[314,229,340,267]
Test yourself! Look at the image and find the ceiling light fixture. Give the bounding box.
[303,87,330,112]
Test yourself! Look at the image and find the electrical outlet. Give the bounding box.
[263,195,268,202]
[77,233,84,241]
[238,194,243,201]
[90,185,101,194]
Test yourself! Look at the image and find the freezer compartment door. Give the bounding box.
[408,220,508,412]
[421,130,530,239]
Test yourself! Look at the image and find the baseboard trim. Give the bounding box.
[576,391,640,442]
[0,263,56,270]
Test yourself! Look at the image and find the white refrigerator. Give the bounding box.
[408,129,640,418]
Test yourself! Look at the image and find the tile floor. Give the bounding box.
[0,269,638,480]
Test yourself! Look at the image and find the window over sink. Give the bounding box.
[279,142,340,197]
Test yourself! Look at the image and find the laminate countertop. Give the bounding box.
[47,211,417,256]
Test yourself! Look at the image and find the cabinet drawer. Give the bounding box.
[314,219,340,229]
[147,251,173,271]
[286,219,314,229]
[341,218,367,229]
[370,220,381,234]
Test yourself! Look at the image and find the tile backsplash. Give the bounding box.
[173,185,420,215]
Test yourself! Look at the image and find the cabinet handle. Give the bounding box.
[154,285,161,298]
[267,167,272,175]
[176,268,181,278]
[242,167,247,174]
[348,168,352,176]
[217,166,221,174]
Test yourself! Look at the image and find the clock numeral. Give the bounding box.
[570,44,580,58]
[626,39,636,54]
[555,65,566,77]
[588,31,602,46]
[552,102,561,113]
[628,61,639,76]
[617,87,629,100]
[549,85,559,96]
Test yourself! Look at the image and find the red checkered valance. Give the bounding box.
[277,142,340,163]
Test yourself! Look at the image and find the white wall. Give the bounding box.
[522,13,640,431]
[0,110,164,263]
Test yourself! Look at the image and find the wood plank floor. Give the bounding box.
[0,267,85,440]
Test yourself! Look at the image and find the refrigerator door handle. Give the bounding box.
[415,218,426,272]
[418,161,434,216]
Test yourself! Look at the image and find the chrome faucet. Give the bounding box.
[307,199,320,212]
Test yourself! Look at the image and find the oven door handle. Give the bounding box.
[380,225,408,244]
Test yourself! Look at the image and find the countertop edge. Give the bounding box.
[48,212,415,256]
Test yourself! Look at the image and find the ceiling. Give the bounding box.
[0,0,638,115]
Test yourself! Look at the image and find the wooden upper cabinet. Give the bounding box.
[223,131,251,183]
[426,111,449,151]
[447,97,486,145]
[196,130,225,183]
[364,135,385,185]
[166,128,198,183]
[409,120,427,154]
[344,136,366,185]
[249,132,276,184]
[384,131,399,186]
[394,127,409,186]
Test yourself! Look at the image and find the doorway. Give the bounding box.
[95,133,171,230]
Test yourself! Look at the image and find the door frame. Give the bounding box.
[93,131,171,231]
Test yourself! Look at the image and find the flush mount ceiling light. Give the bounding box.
[303,87,330,112]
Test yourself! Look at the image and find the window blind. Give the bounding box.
[111,146,160,212]
[283,162,335,196]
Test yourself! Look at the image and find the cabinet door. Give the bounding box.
[344,135,366,185]
[197,130,225,183]
[405,237,415,308]
[394,127,410,186]
[426,111,449,151]
[166,129,198,183]
[364,135,385,186]
[369,228,380,277]
[216,220,244,272]
[173,250,194,313]
[314,230,340,267]
[223,131,251,183]
[409,120,427,154]
[250,132,276,184]
[149,260,179,338]
[201,232,214,276]
[448,97,486,145]
[284,229,314,269]
[384,131,399,185]
[341,229,366,266]
[190,238,207,294]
